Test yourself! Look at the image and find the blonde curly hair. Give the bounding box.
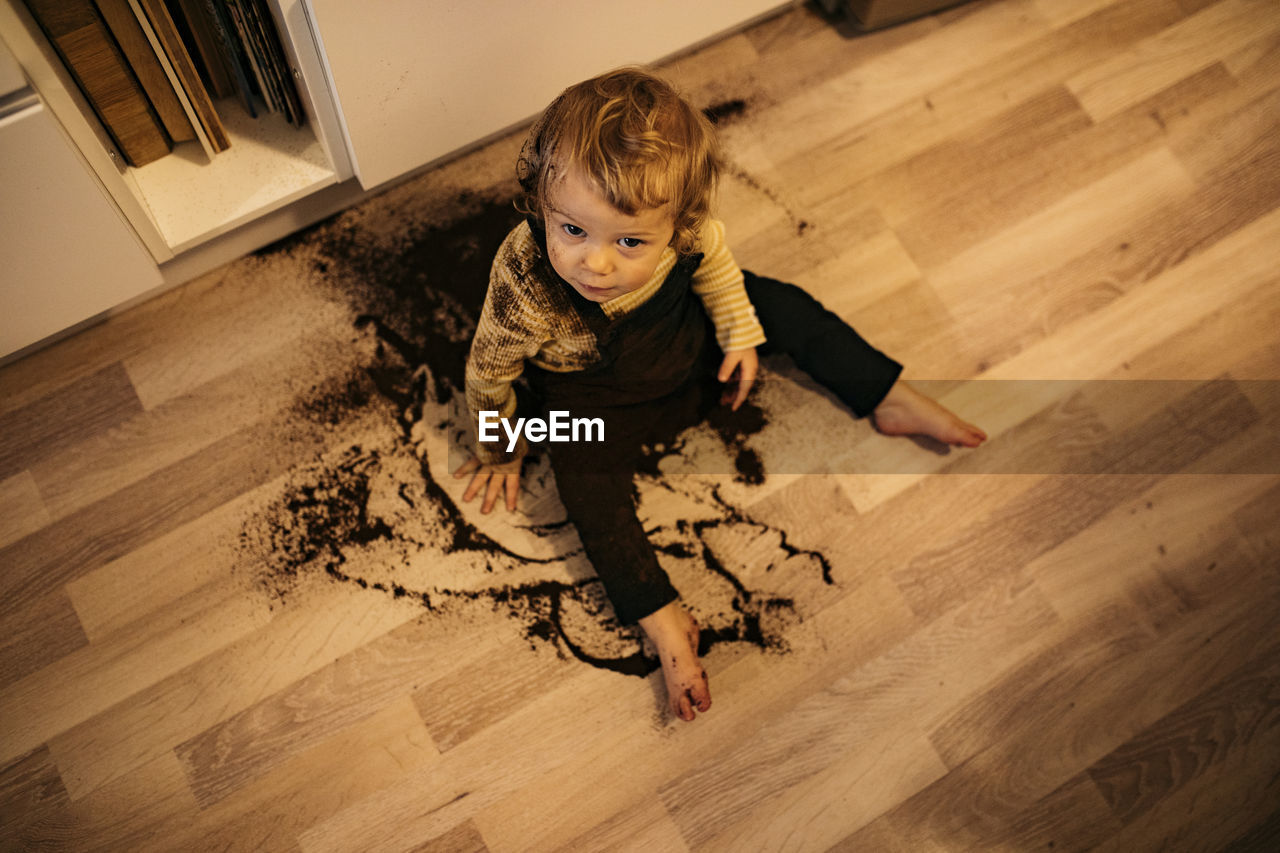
[516,67,722,256]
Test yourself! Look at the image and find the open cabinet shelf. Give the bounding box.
[0,0,351,262]
[130,95,337,251]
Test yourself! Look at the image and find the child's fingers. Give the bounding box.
[462,469,487,503]
[481,474,504,514]
[505,474,520,511]
[717,353,741,383]
[452,456,479,479]
[731,366,757,411]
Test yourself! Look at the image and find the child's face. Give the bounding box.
[542,166,676,304]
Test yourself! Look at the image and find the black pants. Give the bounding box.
[542,272,902,624]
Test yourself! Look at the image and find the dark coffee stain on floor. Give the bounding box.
[706,399,768,485]
[703,99,748,126]
[239,185,835,679]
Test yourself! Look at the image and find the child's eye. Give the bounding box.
[619,237,644,249]
[562,224,585,237]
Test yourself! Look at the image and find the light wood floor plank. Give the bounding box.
[697,722,947,852]
[778,0,1188,205]
[935,155,1279,381]
[162,697,439,853]
[686,573,1058,851]
[867,84,1096,231]
[63,479,282,642]
[0,471,50,551]
[977,771,1123,852]
[50,752,199,852]
[31,326,367,522]
[408,820,492,853]
[0,325,147,419]
[0,746,71,851]
[176,609,489,809]
[121,258,353,411]
[851,573,1273,849]
[46,579,421,800]
[757,0,1057,167]
[983,203,1280,380]
[1067,0,1280,121]
[1027,455,1278,628]
[0,578,271,769]
[1171,54,1280,182]
[1086,638,1280,852]
[0,416,332,626]
[467,575,918,853]
[926,147,1198,309]
[806,228,923,320]
[552,799,688,853]
[1034,0,1140,27]
[410,622,577,756]
[1233,480,1280,570]
[1222,23,1279,76]
[931,557,1274,776]
[0,362,142,481]
[294,668,642,853]
[0,589,87,692]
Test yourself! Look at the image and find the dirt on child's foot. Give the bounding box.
[639,602,711,722]
[872,380,988,448]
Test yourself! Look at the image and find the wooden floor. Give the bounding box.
[3,0,1280,849]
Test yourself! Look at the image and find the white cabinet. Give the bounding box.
[0,0,352,261]
[309,0,786,190]
[1,30,163,356]
[0,0,354,358]
[0,93,163,355]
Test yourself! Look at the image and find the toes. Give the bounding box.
[956,423,987,447]
[670,672,711,721]
[693,671,712,712]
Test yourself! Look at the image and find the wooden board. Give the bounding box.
[130,0,229,154]
[24,0,171,165]
[93,0,195,142]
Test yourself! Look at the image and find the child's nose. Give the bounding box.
[583,245,612,274]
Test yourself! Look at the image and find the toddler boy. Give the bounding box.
[454,68,985,721]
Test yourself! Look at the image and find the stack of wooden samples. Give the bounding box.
[24,0,303,167]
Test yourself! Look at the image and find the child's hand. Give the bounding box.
[453,456,523,514]
[718,347,758,411]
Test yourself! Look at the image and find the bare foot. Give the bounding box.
[639,601,711,722]
[872,380,987,447]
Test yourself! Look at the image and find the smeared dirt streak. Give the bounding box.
[701,97,811,236]
[703,99,748,126]
[726,164,811,237]
[240,184,833,677]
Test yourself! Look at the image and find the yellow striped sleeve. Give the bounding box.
[693,220,767,352]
